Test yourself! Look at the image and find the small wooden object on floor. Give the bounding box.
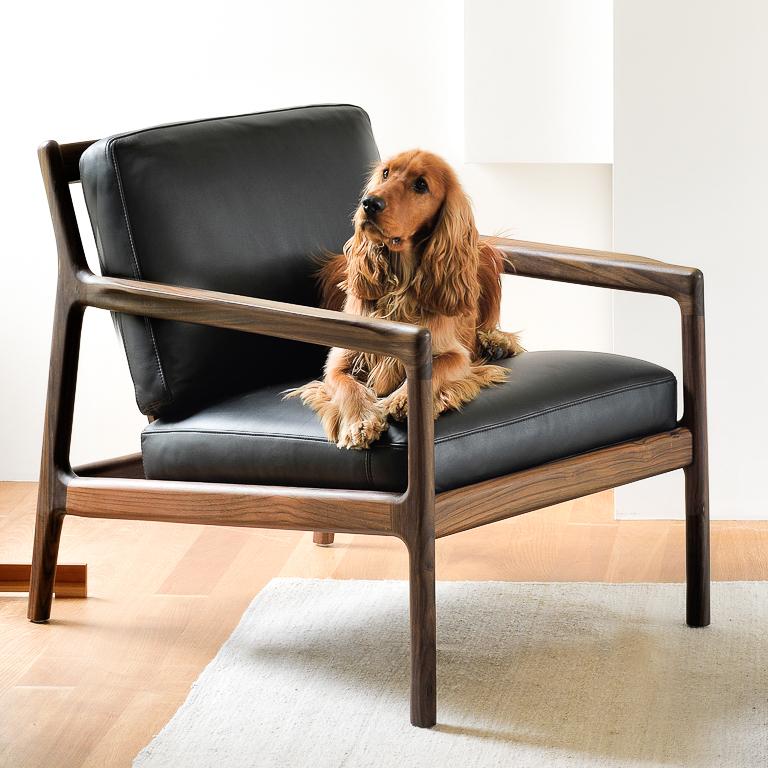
[0,563,87,598]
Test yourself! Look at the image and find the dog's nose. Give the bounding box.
[362,195,386,215]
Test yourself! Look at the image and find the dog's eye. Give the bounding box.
[382,168,389,179]
[413,176,429,194]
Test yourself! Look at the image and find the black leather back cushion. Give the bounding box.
[80,105,378,417]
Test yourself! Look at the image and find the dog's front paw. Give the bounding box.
[477,329,525,361]
[337,405,389,450]
[382,390,408,421]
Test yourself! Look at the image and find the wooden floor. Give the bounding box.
[1,481,767,767]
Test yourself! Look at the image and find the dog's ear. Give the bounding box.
[415,183,480,316]
[343,229,392,301]
[316,252,349,311]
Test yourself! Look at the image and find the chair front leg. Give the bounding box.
[407,515,436,728]
[402,362,437,728]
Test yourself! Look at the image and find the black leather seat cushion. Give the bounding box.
[141,351,677,493]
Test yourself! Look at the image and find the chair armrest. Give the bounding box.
[78,272,432,370]
[484,236,704,315]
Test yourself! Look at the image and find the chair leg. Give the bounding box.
[313,531,334,546]
[681,304,710,628]
[407,531,436,728]
[26,293,83,623]
[685,460,710,627]
[28,498,65,623]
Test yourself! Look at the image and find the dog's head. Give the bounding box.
[355,149,450,253]
[345,150,480,317]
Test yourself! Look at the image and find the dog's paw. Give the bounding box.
[382,390,408,421]
[477,329,525,361]
[336,406,389,450]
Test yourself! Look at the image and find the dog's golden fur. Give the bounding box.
[289,149,523,449]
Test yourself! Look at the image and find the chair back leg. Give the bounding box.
[682,311,710,627]
[28,298,83,622]
[28,503,66,623]
[685,463,709,627]
[30,141,90,622]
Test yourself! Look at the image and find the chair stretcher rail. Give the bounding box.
[65,476,399,536]
[434,428,693,538]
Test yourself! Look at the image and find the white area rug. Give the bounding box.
[134,579,768,767]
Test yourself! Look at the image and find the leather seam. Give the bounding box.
[108,139,171,406]
[143,429,335,443]
[80,146,161,415]
[112,314,160,414]
[104,104,369,147]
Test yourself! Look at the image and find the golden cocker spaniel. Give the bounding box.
[290,149,523,449]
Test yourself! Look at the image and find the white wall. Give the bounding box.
[465,0,613,163]
[0,0,613,479]
[465,164,613,353]
[463,0,613,363]
[613,0,768,519]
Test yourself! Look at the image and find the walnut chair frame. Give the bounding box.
[29,139,709,729]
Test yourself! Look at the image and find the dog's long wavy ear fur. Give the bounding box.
[343,230,392,301]
[416,183,480,316]
[317,252,348,311]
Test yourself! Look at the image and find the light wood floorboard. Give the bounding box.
[1,481,767,766]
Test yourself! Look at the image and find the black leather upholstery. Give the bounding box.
[80,107,677,494]
[142,351,677,493]
[79,105,378,417]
